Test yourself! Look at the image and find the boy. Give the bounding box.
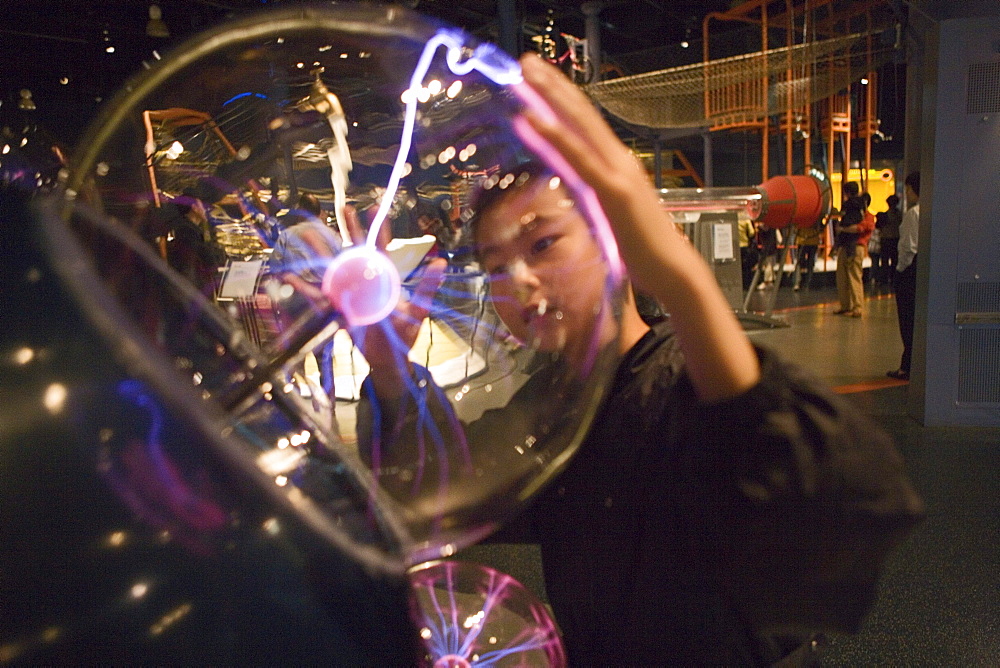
[356,55,923,664]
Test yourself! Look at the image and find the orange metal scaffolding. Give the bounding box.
[702,0,891,182]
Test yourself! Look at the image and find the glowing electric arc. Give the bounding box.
[323,28,623,327]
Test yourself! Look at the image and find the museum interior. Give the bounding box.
[1,1,997,665]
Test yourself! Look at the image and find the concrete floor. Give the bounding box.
[750,279,999,665]
[461,276,1000,665]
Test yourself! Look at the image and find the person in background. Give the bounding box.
[833,182,874,317]
[867,218,882,286]
[269,192,342,394]
[793,217,823,291]
[164,189,227,295]
[411,200,458,257]
[876,194,902,288]
[754,222,779,290]
[738,214,758,290]
[352,54,924,665]
[270,193,341,304]
[888,172,920,381]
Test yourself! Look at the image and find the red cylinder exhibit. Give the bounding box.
[657,168,832,230]
[756,172,832,229]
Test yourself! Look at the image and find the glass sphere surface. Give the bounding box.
[53,4,625,569]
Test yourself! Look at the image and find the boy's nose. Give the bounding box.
[509,258,540,304]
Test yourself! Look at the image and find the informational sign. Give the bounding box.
[713,223,734,261]
[219,259,264,299]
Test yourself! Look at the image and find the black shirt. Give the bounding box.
[361,321,925,664]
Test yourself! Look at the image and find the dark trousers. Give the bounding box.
[795,244,818,289]
[869,252,882,283]
[895,257,917,373]
[740,246,757,290]
[881,239,899,285]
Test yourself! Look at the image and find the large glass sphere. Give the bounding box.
[48,4,624,571]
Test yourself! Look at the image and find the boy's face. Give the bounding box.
[475,177,613,362]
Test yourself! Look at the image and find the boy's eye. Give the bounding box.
[531,236,557,255]
[486,263,509,278]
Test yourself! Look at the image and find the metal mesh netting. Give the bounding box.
[147,109,241,196]
[584,32,893,129]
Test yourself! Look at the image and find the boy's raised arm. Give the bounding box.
[517,54,760,403]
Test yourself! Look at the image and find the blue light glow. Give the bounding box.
[222,91,269,106]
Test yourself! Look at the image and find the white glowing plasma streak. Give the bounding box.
[317,86,353,245]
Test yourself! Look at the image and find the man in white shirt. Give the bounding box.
[888,171,920,380]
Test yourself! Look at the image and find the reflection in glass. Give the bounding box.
[409,560,565,667]
[51,5,624,572]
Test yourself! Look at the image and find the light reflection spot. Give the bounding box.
[0,643,23,662]
[43,383,67,413]
[463,610,485,629]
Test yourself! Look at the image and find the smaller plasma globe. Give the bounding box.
[409,560,565,667]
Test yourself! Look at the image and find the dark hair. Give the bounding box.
[297,192,322,217]
[467,161,553,243]
[843,181,860,197]
[174,188,197,216]
[887,194,900,208]
[904,171,920,196]
[411,199,441,222]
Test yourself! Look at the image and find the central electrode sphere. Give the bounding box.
[322,246,401,327]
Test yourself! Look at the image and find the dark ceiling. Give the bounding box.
[2,0,734,144]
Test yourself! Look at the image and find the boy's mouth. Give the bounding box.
[523,298,548,325]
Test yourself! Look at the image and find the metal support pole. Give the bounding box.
[581,2,604,83]
[702,130,714,187]
[653,136,663,189]
[497,0,518,57]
